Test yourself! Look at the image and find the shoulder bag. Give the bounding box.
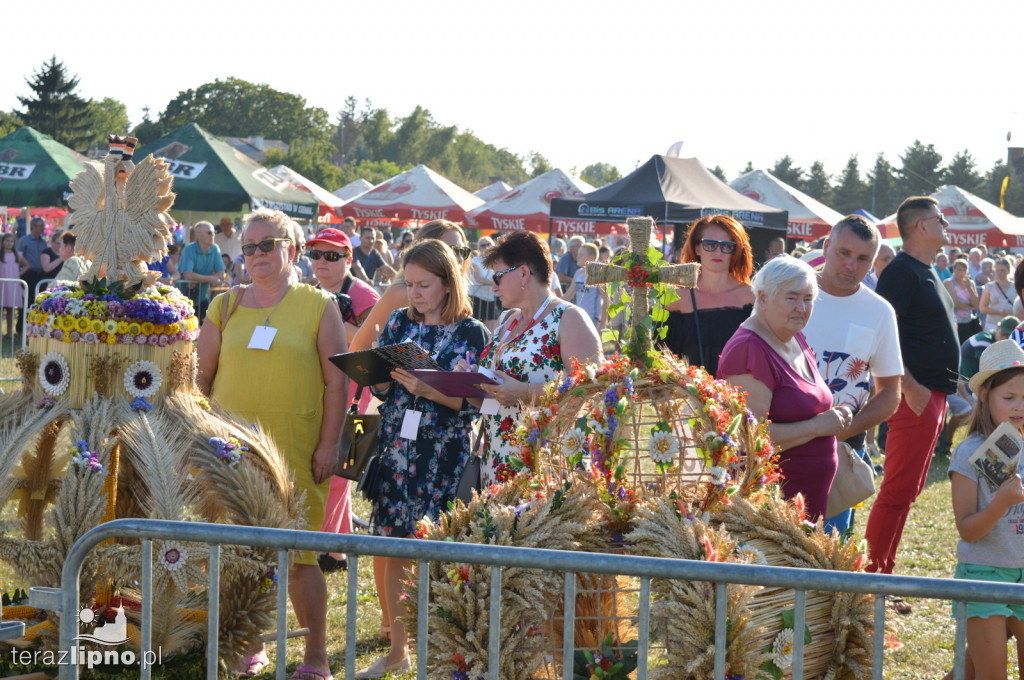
[338,385,381,481]
[826,442,876,518]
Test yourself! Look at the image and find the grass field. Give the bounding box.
[0,423,998,679]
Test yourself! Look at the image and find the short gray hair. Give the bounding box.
[243,208,293,240]
[752,255,818,304]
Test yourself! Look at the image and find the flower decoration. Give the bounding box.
[771,628,794,670]
[130,397,153,412]
[123,361,163,399]
[38,352,70,397]
[35,396,56,410]
[735,542,768,565]
[161,542,188,572]
[647,429,679,468]
[209,436,247,467]
[561,428,588,459]
[260,567,278,593]
[69,439,104,475]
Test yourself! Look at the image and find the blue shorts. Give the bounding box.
[953,562,1024,619]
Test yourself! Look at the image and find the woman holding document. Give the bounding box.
[358,239,488,679]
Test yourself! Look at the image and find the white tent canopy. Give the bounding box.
[332,178,374,202]
[474,181,513,202]
[729,169,843,241]
[879,185,1024,248]
[466,168,602,233]
[270,165,345,210]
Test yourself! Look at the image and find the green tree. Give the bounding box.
[0,111,22,137]
[740,161,755,176]
[264,138,342,191]
[980,160,1024,214]
[16,56,92,150]
[528,152,552,178]
[708,165,727,182]
[130,106,162,146]
[830,156,868,215]
[157,77,332,146]
[330,96,374,161]
[867,153,899,217]
[581,162,622,187]
[803,161,832,204]
[770,155,803,186]
[82,97,130,151]
[895,140,943,198]
[943,149,983,193]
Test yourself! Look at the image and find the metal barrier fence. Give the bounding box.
[49,518,1023,680]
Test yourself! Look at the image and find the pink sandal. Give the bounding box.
[238,651,269,677]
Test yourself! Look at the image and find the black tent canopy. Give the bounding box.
[549,156,788,253]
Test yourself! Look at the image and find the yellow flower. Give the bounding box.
[104,320,118,334]
[152,325,164,335]
[75,317,91,333]
[127,323,142,335]
[105,333,117,345]
[69,290,84,299]
[117,321,129,334]
[62,331,71,343]
[141,322,154,335]
[166,322,180,334]
[60,316,75,331]
[90,319,104,334]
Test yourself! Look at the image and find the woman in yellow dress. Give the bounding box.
[196,208,347,680]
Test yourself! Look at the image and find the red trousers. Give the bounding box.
[864,389,947,574]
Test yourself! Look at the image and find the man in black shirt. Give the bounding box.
[352,227,385,282]
[864,196,958,580]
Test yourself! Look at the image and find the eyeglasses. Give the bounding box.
[450,245,472,260]
[492,264,523,286]
[308,249,349,262]
[241,238,291,256]
[700,239,737,254]
[920,214,949,227]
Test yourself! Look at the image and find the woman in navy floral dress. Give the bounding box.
[361,239,488,678]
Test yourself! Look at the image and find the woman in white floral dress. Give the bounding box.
[474,231,602,484]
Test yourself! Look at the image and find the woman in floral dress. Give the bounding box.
[475,231,602,484]
[361,239,489,679]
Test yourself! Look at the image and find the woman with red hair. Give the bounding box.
[664,214,755,376]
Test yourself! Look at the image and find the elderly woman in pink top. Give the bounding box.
[718,256,853,521]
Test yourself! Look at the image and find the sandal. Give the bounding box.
[238,651,269,677]
[886,595,913,616]
[290,664,333,680]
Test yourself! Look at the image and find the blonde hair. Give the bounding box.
[967,366,1024,438]
[242,208,293,240]
[402,239,471,325]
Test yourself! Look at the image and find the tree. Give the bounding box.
[157,77,332,146]
[263,138,342,192]
[980,159,1024,215]
[0,111,21,137]
[740,161,754,176]
[803,161,832,204]
[708,165,727,182]
[82,97,130,151]
[895,140,943,198]
[16,56,92,150]
[943,150,983,193]
[867,153,899,217]
[830,156,868,215]
[528,152,552,178]
[336,159,412,188]
[581,162,621,187]
[770,155,804,186]
[330,96,374,161]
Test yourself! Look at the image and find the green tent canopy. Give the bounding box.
[0,126,88,207]
[134,123,318,219]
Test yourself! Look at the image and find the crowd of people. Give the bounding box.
[5,196,1024,677]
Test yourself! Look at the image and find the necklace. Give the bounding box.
[249,283,290,326]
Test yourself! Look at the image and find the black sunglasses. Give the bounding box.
[242,238,291,256]
[308,248,349,262]
[492,264,523,286]
[450,245,472,260]
[700,239,737,254]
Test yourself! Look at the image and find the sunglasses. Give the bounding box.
[700,239,737,254]
[241,238,291,257]
[450,245,472,260]
[308,248,350,262]
[492,264,523,286]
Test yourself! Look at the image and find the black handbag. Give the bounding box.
[337,386,381,480]
[356,454,384,501]
[455,426,485,504]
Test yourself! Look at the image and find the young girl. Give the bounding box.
[0,233,28,336]
[950,339,1024,678]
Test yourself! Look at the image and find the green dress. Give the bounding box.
[208,284,333,565]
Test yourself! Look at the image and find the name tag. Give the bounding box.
[401,410,423,440]
[248,325,278,350]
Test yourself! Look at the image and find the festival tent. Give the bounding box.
[549,155,787,254]
[729,169,843,241]
[878,185,1024,248]
[134,123,319,219]
[0,126,88,207]
[332,178,374,202]
[340,164,483,224]
[474,181,513,202]
[270,164,346,218]
[465,169,610,234]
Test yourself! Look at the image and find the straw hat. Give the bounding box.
[969,339,1024,393]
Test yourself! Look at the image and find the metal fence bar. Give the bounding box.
[206,544,220,680]
[346,555,359,680]
[562,572,576,680]
[417,560,429,679]
[713,582,727,680]
[57,518,1017,680]
[276,549,288,680]
[792,589,806,680]
[487,565,501,680]
[0,278,28,378]
[953,600,967,680]
[140,539,153,680]
[636,577,650,680]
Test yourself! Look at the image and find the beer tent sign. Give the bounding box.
[0,126,87,207]
[134,123,319,219]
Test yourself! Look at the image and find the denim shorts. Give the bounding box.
[953,562,1024,619]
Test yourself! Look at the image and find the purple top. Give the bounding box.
[718,326,837,521]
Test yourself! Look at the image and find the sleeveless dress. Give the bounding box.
[479,303,567,484]
[370,309,489,537]
[982,280,1014,331]
[664,303,752,377]
[718,327,837,521]
[0,252,22,308]
[207,284,332,565]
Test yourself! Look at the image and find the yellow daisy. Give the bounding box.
[105,333,117,345]
[141,322,154,335]
[75,317,91,333]
[60,316,75,331]
[127,323,142,336]
[117,321,129,334]
[104,320,118,335]
[90,319,104,334]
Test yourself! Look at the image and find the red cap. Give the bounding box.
[307,228,352,251]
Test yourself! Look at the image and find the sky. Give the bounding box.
[5,0,1024,184]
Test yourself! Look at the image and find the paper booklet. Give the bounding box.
[968,421,1024,490]
[329,342,443,386]
[405,369,499,399]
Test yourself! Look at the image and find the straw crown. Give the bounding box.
[969,339,1024,393]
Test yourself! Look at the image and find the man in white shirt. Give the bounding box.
[214,217,242,262]
[802,215,903,537]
